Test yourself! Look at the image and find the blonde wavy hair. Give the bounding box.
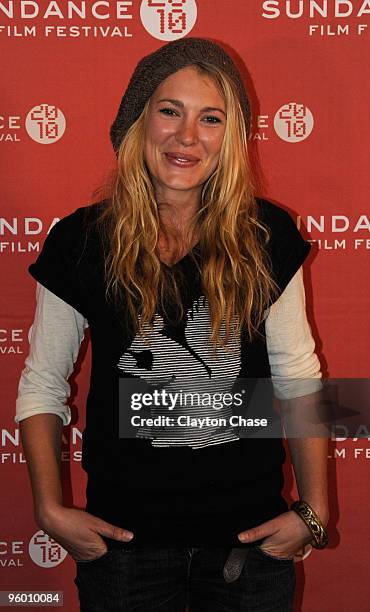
[93,62,279,354]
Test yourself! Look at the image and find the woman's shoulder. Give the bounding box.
[254,197,297,230]
[35,200,110,274]
[52,200,108,234]
[254,196,307,248]
[45,201,110,261]
[254,197,311,296]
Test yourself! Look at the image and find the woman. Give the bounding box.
[16,38,329,611]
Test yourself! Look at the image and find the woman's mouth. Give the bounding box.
[164,152,200,168]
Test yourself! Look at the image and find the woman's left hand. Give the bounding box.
[237,510,314,560]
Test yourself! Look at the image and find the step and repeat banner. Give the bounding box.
[1,1,369,611]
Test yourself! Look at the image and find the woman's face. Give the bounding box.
[144,65,226,204]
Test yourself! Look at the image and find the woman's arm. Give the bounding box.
[16,281,87,517]
[15,282,88,426]
[238,267,328,553]
[280,406,329,525]
[264,266,329,524]
[19,413,64,521]
[16,283,134,559]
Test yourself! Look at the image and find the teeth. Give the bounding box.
[165,154,197,162]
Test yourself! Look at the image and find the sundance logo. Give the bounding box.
[0,1,134,38]
[262,0,370,19]
[26,104,66,144]
[140,0,197,40]
[29,531,67,568]
[1,105,65,145]
[274,103,314,142]
[1,428,82,464]
[0,540,24,567]
[261,1,370,37]
[0,1,133,19]
[0,327,24,356]
[298,214,370,251]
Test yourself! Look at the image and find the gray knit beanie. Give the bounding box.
[110,37,251,155]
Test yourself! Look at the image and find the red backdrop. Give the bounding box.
[1,1,369,610]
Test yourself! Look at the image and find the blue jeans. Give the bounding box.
[74,545,296,611]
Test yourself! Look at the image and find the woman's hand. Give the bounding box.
[36,505,134,562]
[237,510,315,560]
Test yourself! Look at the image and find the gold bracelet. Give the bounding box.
[291,500,329,549]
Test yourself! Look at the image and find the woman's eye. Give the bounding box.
[158,109,223,124]
[159,108,177,116]
[203,116,222,124]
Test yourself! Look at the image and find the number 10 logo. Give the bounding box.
[274,103,314,143]
[140,0,197,41]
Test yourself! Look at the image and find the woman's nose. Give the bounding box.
[175,118,198,145]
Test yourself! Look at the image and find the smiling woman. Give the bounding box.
[142,65,228,267]
[104,47,262,338]
[16,37,328,612]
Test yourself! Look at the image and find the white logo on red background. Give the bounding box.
[274,103,314,142]
[261,0,369,37]
[140,0,197,40]
[29,530,67,567]
[25,104,66,144]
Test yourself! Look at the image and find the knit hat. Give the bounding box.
[110,37,251,154]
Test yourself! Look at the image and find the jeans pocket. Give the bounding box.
[255,546,294,563]
[75,549,115,565]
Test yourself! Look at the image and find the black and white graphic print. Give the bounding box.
[117,295,242,449]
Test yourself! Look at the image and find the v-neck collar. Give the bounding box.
[160,241,201,270]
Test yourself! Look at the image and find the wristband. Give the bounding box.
[291,500,329,549]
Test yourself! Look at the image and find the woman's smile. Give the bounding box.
[163,151,201,168]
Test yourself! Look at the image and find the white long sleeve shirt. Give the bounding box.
[15,267,322,426]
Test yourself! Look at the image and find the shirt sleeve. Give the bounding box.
[256,198,312,302]
[15,282,89,426]
[27,207,90,319]
[265,267,323,400]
